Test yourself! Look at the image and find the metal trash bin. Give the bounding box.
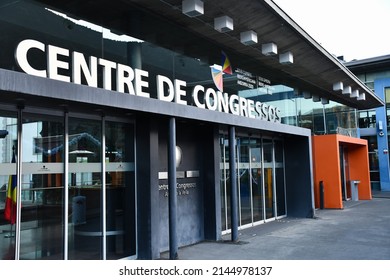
[72,196,86,225]
[350,180,360,201]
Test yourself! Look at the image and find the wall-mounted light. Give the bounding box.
[279,51,293,64]
[182,0,204,17]
[262,43,278,56]
[240,30,258,45]
[333,82,343,91]
[214,15,233,32]
[357,92,366,100]
[350,89,359,98]
[321,97,329,105]
[342,86,352,95]
[378,120,384,137]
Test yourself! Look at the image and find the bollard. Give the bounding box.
[319,181,324,209]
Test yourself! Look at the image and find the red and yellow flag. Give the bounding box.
[4,149,17,224]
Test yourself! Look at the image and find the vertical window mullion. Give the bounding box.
[101,116,106,260]
[15,106,23,260]
[64,111,69,260]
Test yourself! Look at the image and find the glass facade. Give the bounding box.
[244,85,358,135]
[0,0,358,135]
[220,135,286,232]
[0,0,369,259]
[20,114,64,260]
[0,109,136,260]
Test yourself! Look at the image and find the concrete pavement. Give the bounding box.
[161,191,390,260]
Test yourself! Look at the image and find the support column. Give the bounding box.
[136,117,160,259]
[229,126,238,242]
[168,117,178,259]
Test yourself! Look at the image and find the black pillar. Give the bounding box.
[136,117,160,259]
[168,117,178,259]
[229,126,238,242]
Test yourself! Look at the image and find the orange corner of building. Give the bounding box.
[312,135,371,210]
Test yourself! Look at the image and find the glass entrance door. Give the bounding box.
[104,120,136,259]
[20,114,65,260]
[263,139,275,220]
[220,135,285,233]
[1,108,136,260]
[0,112,17,260]
[275,140,286,217]
[68,117,102,260]
[250,142,263,223]
[238,138,252,226]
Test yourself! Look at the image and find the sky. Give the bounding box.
[272,0,390,61]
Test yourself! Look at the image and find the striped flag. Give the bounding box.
[4,147,17,224]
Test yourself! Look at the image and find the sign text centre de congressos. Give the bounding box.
[15,39,281,122]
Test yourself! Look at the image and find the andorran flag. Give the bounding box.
[4,150,17,224]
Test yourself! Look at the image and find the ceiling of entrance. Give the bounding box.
[39,0,384,110]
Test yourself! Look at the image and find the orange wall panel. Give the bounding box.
[312,135,343,209]
[347,145,372,200]
[312,135,372,209]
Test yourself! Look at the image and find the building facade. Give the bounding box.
[346,55,390,192]
[0,0,383,260]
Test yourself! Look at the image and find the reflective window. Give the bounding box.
[275,140,286,217]
[220,135,285,232]
[0,112,17,260]
[68,117,102,260]
[105,121,135,259]
[20,114,64,260]
[263,139,274,220]
[220,137,231,231]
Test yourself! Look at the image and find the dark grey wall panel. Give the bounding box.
[284,135,315,218]
[158,122,205,251]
